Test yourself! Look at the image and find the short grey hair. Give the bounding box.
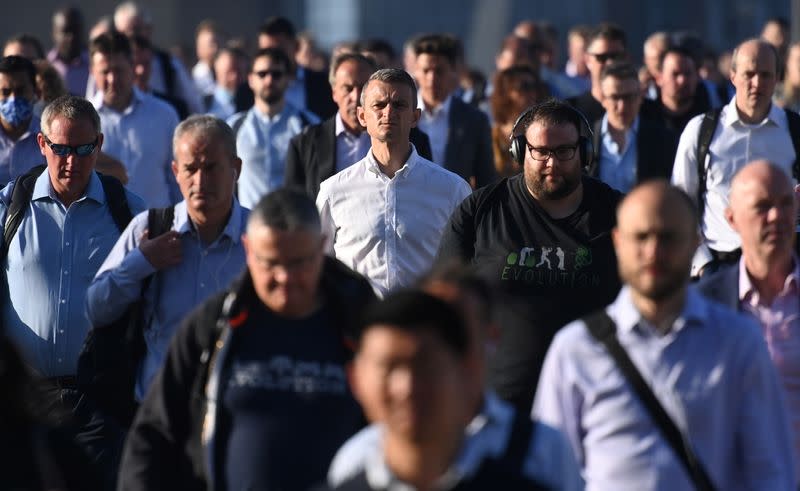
[328,52,376,86]
[41,95,101,136]
[172,114,237,159]
[247,188,321,235]
[114,1,152,28]
[359,68,417,107]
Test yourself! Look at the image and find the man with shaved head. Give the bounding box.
[699,160,800,472]
[672,38,797,276]
[534,180,795,490]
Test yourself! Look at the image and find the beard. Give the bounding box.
[525,165,582,200]
[259,88,285,105]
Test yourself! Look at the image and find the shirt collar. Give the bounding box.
[721,96,786,130]
[254,103,292,125]
[47,49,89,66]
[739,255,800,303]
[365,144,419,179]
[1,116,40,143]
[335,112,365,138]
[91,86,145,114]
[609,284,706,335]
[418,93,453,116]
[600,114,639,136]
[32,167,105,205]
[173,198,244,244]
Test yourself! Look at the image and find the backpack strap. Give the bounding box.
[230,112,247,136]
[98,174,133,233]
[695,109,721,222]
[2,164,46,262]
[154,49,176,99]
[783,108,800,181]
[502,409,536,475]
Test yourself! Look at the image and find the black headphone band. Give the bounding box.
[507,102,595,169]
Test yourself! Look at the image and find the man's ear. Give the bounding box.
[411,107,421,128]
[357,106,367,127]
[37,132,47,156]
[171,160,179,179]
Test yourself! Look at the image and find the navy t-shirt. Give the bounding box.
[217,302,364,491]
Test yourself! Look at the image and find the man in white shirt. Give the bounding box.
[316,68,471,297]
[672,38,796,275]
[89,32,179,208]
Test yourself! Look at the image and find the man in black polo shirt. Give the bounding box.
[437,99,623,412]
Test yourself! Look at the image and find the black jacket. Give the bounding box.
[285,116,433,198]
[118,258,376,491]
[443,97,498,188]
[588,116,679,183]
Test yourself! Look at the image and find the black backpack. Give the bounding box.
[695,107,800,219]
[76,206,174,427]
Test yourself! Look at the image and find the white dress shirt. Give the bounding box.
[316,145,471,297]
[417,94,452,166]
[672,98,796,272]
[91,88,180,208]
[334,113,371,173]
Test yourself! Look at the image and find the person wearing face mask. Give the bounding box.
[0,55,43,187]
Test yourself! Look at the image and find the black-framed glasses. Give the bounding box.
[588,51,625,63]
[526,142,579,162]
[43,136,99,157]
[253,69,285,80]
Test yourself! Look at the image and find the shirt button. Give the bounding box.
[57,358,62,363]
[60,299,66,304]
[200,283,205,288]
[59,330,64,334]
[65,242,70,246]
[63,270,69,275]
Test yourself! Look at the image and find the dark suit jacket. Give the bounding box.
[233,67,336,120]
[443,98,497,187]
[284,117,433,198]
[566,91,605,128]
[696,263,740,310]
[588,116,679,184]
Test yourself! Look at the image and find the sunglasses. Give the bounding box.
[588,51,625,63]
[43,136,99,157]
[253,69,285,80]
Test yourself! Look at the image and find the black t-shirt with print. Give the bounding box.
[216,302,364,491]
[437,174,623,411]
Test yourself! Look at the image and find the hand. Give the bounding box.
[139,230,183,270]
[95,152,129,184]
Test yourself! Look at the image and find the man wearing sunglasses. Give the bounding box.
[566,23,628,128]
[228,47,319,209]
[0,94,146,413]
[587,62,678,192]
[438,99,623,412]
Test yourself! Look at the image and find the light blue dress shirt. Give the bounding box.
[86,199,249,400]
[229,104,318,209]
[1,170,146,377]
[334,113,371,173]
[92,87,181,208]
[533,285,796,491]
[207,85,236,121]
[328,391,583,490]
[598,115,639,193]
[0,116,44,187]
[417,94,451,166]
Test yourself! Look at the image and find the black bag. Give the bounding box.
[75,206,174,427]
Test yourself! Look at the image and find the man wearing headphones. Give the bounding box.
[437,98,624,412]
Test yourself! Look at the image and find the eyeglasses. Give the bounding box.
[526,142,579,162]
[588,51,625,63]
[43,136,99,157]
[253,69,285,80]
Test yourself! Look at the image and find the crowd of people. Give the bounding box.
[0,2,799,490]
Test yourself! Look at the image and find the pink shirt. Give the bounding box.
[740,256,800,465]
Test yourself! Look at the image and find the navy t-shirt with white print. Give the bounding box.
[217,301,364,491]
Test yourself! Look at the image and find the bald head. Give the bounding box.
[731,39,778,74]
[617,180,698,231]
[727,160,797,265]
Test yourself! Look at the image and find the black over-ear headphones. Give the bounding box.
[508,103,594,170]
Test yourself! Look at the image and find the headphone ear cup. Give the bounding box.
[581,136,593,169]
[510,135,526,166]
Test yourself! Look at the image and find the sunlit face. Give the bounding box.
[352,325,468,443]
[585,38,626,86]
[727,165,797,265]
[249,55,290,106]
[332,59,372,132]
[214,52,246,92]
[613,189,698,300]
[657,52,698,107]
[357,80,420,144]
[523,121,583,201]
[731,42,777,117]
[131,46,152,91]
[414,53,455,105]
[38,115,102,203]
[172,131,240,229]
[600,76,642,129]
[244,225,325,317]
[91,51,134,109]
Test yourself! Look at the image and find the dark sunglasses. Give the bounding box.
[588,51,625,63]
[43,136,99,157]
[253,69,285,80]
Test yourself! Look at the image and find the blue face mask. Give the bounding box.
[0,96,33,127]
